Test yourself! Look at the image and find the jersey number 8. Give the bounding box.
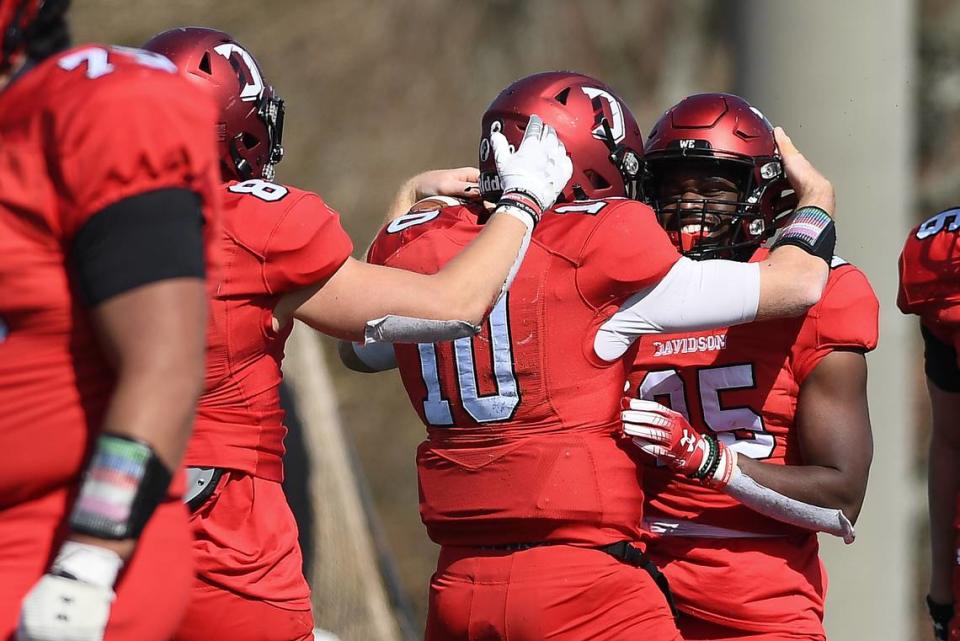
[228,179,289,202]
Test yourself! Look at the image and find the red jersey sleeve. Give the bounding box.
[51,50,220,239]
[898,213,960,348]
[261,193,354,294]
[577,200,680,308]
[794,264,879,381]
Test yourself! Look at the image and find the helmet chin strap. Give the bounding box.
[599,117,642,199]
[229,139,253,180]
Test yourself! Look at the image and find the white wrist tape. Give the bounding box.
[723,467,855,544]
[50,541,124,589]
[491,204,536,234]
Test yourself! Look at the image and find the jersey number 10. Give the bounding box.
[417,297,519,426]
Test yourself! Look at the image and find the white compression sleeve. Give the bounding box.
[724,467,855,544]
[351,340,398,371]
[594,257,761,361]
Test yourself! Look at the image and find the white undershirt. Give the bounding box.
[593,256,760,362]
[352,256,761,370]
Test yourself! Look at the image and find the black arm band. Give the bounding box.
[922,323,960,392]
[71,188,206,306]
[771,206,837,265]
[69,433,173,540]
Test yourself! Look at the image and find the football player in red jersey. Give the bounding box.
[0,2,224,641]
[344,73,842,640]
[142,27,573,641]
[619,93,878,641]
[898,207,960,641]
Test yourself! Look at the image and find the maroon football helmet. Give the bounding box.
[143,27,284,182]
[644,93,796,260]
[479,71,643,204]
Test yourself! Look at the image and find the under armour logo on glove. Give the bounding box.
[621,398,737,489]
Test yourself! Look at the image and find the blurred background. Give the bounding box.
[71,0,953,639]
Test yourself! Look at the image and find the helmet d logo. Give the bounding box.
[581,87,625,144]
[213,43,264,102]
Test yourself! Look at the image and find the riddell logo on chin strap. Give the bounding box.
[479,173,502,194]
[653,333,727,357]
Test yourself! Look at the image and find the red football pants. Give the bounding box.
[427,545,681,641]
[172,471,313,641]
[678,615,826,641]
[0,487,192,641]
[175,582,313,641]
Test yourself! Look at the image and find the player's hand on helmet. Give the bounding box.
[491,114,573,227]
[412,167,481,202]
[384,167,483,224]
[17,541,123,641]
[774,126,835,216]
[383,167,480,223]
[927,596,955,641]
[622,399,737,489]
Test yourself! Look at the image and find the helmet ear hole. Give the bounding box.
[241,132,259,150]
[553,88,571,105]
[198,52,212,74]
[585,169,610,191]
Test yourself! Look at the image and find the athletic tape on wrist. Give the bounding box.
[50,541,124,589]
[69,433,172,540]
[493,204,536,234]
[772,206,836,264]
[709,447,737,489]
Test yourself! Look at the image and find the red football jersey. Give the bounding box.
[898,208,960,356]
[0,45,220,507]
[627,252,879,633]
[186,180,353,481]
[366,196,681,546]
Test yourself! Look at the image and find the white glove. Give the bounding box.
[17,541,122,641]
[490,114,572,228]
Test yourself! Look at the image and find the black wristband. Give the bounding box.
[497,189,543,227]
[691,435,718,480]
[701,435,723,481]
[69,433,173,540]
[71,188,206,306]
[772,206,836,265]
